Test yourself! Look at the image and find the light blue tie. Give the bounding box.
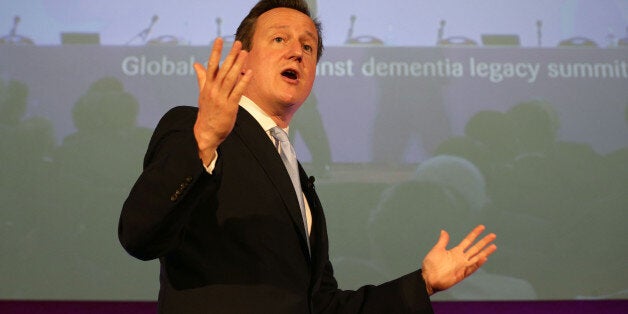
[270,126,310,252]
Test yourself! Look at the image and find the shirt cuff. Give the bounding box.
[203,150,218,174]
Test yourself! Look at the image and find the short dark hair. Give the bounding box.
[235,0,324,62]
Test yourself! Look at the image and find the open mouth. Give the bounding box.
[281,69,298,80]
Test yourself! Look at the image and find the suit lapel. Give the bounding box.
[232,107,311,260]
[299,165,327,280]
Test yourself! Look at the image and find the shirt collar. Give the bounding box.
[239,95,289,134]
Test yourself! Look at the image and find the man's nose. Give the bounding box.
[288,41,303,62]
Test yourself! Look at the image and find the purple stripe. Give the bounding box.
[0,300,626,313]
[0,301,156,314]
[432,300,628,313]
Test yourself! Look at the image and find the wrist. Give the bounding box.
[198,148,217,167]
[194,128,221,165]
[421,270,435,296]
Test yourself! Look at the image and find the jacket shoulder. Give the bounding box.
[142,106,199,167]
[156,106,199,130]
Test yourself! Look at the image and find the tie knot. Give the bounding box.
[270,126,290,143]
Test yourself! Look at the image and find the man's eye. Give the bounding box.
[274,37,284,43]
[303,44,313,52]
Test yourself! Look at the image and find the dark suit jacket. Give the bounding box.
[119,106,433,314]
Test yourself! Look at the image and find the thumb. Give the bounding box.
[193,62,207,90]
[434,229,450,250]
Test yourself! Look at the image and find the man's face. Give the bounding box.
[242,8,318,117]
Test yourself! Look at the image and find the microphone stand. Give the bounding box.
[126,15,158,45]
[0,15,34,44]
[345,15,355,44]
[536,20,543,47]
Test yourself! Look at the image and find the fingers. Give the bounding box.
[220,50,248,98]
[464,231,497,262]
[434,229,450,251]
[462,230,496,278]
[196,39,249,110]
[478,243,497,259]
[194,37,224,91]
[206,37,225,80]
[214,40,245,89]
[457,224,486,251]
[193,63,206,90]
[196,38,244,90]
[230,69,253,103]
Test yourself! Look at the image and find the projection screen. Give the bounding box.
[0,0,626,302]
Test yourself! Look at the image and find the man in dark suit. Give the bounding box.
[118,0,497,313]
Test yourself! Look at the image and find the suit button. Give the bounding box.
[171,189,182,201]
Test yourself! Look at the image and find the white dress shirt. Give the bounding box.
[202,96,312,235]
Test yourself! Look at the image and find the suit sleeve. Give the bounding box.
[313,261,434,314]
[118,106,217,261]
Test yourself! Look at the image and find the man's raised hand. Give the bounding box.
[193,38,253,164]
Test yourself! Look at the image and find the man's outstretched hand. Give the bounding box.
[193,38,253,165]
[421,225,497,295]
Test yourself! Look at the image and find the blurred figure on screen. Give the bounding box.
[370,48,451,165]
[0,79,55,183]
[44,77,152,292]
[370,155,536,300]
[55,76,151,187]
[289,92,333,175]
[435,99,627,298]
[0,78,56,295]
